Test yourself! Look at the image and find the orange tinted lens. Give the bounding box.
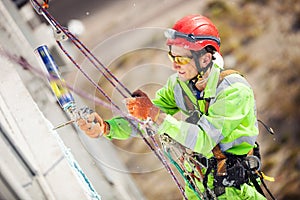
[168,52,191,65]
[175,56,191,65]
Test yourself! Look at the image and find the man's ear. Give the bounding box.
[201,53,212,65]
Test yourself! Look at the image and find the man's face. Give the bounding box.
[169,46,198,82]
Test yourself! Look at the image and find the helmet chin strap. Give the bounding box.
[190,50,213,79]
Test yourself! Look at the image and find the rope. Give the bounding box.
[165,149,202,200]
[66,30,132,97]
[31,0,131,99]
[29,0,187,198]
[56,38,188,200]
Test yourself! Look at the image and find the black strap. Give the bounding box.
[257,171,276,200]
[203,158,218,198]
[190,49,212,76]
[248,171,266,197]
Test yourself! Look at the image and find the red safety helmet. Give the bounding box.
[165,14,220,53]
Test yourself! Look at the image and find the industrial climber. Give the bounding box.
[77,14,267,199]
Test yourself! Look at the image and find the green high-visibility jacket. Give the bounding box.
[105,66,259,158]
[105,65,265,199]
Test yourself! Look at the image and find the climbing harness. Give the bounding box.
[159,69,276,199]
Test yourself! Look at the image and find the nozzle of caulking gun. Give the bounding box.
[53,119,75,130]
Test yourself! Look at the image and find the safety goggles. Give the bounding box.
[168,51,193,65]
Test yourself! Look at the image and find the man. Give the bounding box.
[78,14,266,199]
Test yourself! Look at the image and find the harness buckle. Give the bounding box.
[244,155,261,172]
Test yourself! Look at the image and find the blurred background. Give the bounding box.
[1,0,299,199]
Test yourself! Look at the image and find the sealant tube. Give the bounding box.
[35,45,75,111]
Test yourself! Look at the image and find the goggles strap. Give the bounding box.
[165,29,221,46]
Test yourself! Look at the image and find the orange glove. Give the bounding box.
[77,112,109,138]
[126,90,160,121]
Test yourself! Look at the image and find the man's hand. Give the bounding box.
[77,112,109,138]
[126,90,160,122]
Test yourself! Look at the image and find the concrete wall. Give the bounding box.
[0,0,144,199]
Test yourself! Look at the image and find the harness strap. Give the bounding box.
[203,158,217,199]
[257,171,276,200]
[248,170,266,197]
[204,69,240,115]
[209,70,241,175]
[204,99,210,115]
[219,69,241,81]
[212,145,227,175]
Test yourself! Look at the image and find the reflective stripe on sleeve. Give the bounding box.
[219,135,257,152]
[198,115,224,144]
[158,114,200,150]
[174,84,187,111]
[184,124,201,150]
